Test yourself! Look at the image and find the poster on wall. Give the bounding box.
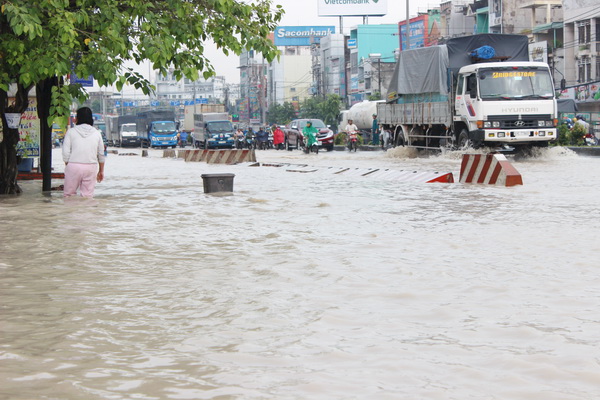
[556,87,575,100]
[575,83,600,102]
[17,98,40,157]
[0,98,40,157]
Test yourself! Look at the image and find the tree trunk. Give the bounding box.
[0,84,33,195]
[36,77,59,192]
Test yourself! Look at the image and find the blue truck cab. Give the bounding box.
[136,110,179,148]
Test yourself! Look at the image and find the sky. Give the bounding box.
[116,0,436,95]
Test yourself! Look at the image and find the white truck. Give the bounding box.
[191,112,235,149]
[337,100,383,135]
[377,34,558,151]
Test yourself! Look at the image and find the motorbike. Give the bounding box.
[255,130,269,150]
[584,134,598,146]
[302,134,319,154]
[245,136,256,149]
[235,135,245,149]
[347,132,358,152]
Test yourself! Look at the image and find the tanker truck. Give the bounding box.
[337,100,384,137]
[377,34,558,151]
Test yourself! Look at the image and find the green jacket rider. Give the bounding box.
[302,121,318,147]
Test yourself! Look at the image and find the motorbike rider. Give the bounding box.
[345,118,359,148]
[245,128,256,149]
[302,121,318,152]
[272,124,285,150]
[235,128,245,148]
[256,127,269,150]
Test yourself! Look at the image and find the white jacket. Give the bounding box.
[62,124,106,164]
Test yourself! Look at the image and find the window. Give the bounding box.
[456,75,464,95]
[466,74,477,98]
[578,55,591,83]
[578,21,591,44]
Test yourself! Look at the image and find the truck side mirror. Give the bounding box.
[560,78,566,91]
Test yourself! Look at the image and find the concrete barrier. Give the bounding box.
[459,153,523,187]
[163,149,177,158]
[282,164,453,183]
[183,149,256,164]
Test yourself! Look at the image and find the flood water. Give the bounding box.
[1,146,599,399]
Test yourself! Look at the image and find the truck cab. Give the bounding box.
[148,120,178,148]
[192,114,235,149]
[454,62,557,148]
[120,123,139,147]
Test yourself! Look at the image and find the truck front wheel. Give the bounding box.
[458,129,472,149]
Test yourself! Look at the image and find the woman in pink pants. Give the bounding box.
[62,107,106,198]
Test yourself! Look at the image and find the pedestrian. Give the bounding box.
[62,107,106,198]
[372,114,379,145]
[272,124,285,150]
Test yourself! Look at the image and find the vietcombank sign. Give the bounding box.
[318,0,387,17]
[274,26,336,46]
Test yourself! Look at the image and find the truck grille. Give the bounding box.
[488,114,552,129]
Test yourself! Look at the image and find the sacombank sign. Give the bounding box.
[318,0,388,17]
[274,26,336,46]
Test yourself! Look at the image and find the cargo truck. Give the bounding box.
[191,112,234,149]
[377,34,558,151]
[105,115,119,146]
[182,104,226,136]
[136,110,178,148]
[115,115,138,147]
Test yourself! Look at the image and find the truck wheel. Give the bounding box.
[458,129,472,149]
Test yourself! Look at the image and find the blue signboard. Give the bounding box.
[71,72,94,87]
[170,100,181,106]
[195,98,208,104]
[274,26,335,46]
[150,100,161,107]
[400,19,426,50]
[347,39,357,48]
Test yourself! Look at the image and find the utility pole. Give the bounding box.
[406,0,410,50]
[378,58,382,97]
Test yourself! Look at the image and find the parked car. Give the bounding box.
[284,119,335,151]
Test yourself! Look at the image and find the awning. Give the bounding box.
[533,21,563,34]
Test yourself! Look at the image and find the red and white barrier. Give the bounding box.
[459,153,523,187]
[183,149,256,164]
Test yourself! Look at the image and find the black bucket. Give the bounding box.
[201,173,235,194]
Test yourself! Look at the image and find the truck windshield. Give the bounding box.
[478,67,554,100]
[207,121,233,133]
[121,125,136,136]
[152,121,176,133]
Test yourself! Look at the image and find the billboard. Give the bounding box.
[529,40,548,64]
[274,26,336,46]
[399,15,427,50]
[318,0,387,17]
